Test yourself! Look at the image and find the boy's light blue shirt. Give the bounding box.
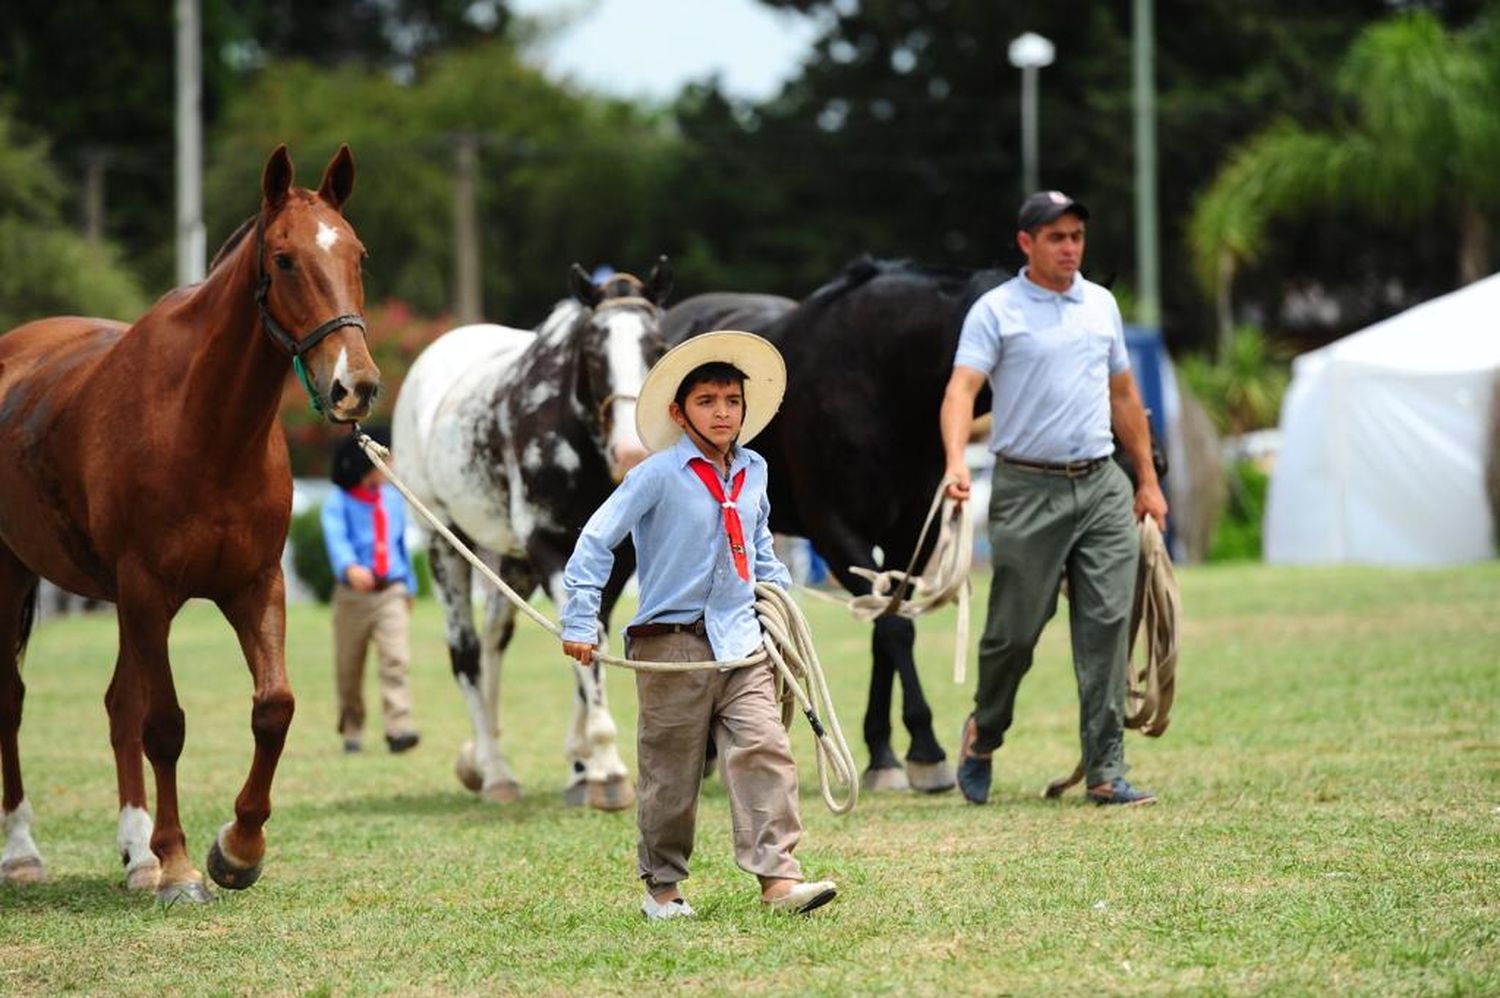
[561,434,792,661]
[954,268,1131,462]
[321,484,415,590]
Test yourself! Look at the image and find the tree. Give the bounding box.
[1189,9,1500,350]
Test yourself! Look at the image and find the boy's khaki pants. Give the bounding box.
[332,583,415,739]
[629,631,804,892]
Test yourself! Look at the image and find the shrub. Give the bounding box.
[1207,460,1269,561]
[289,505,335,603]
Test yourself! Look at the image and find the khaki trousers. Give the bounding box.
[629,631,804,891]
[332,583,415,739]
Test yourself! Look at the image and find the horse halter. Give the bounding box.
[252,212,368,412]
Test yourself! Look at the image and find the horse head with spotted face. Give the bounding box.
[392,258,671,808]
[0,144,377,901]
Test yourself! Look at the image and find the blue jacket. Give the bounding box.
[321,484,415,591]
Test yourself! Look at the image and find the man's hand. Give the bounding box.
[346,565,377,592]
[1135,482,1168,530]
[562,640,596,665]
[944,461,972,502]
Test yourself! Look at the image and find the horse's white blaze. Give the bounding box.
[316,220,340,251]
[2,798,42,868]
[331,346,351,394]
[116,805,156,873]
[603,312,651,476]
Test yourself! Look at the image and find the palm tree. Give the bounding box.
[1188,11,1500,352]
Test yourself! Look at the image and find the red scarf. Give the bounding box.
[347,485,389,579]
[687,458,749,582]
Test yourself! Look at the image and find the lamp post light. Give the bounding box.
[1007,31,1055,197]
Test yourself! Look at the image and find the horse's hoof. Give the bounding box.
[906,759,956,794]
[123,855,162,892]
[2,856,48,885]
[156,878,215,905]
[206,839,262,891]
[454,741,483,793]
[861,765,910,792]
[587,775,635,812]
[562,781,588,807]
[480,780,522,804]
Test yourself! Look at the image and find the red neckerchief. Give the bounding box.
[347,485,389,579]
[687,457,749,582]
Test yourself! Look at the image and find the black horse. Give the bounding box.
[664,257,1006,791]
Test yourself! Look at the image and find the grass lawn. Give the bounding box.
[1,562,1496,995]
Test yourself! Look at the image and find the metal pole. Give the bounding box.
[1020,64,1038,195]
[453,133,483,324]
[1134,0,1160,327]
[175,0,205,285]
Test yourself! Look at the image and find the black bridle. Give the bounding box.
[252,211,368,411]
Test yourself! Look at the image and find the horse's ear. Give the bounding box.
[646,255,673,306]
[318,144,356,212]
[569,263,601,307]
[262,144,293,209]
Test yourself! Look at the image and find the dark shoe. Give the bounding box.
[342,738,362,754]
[386,732,420,754]
[956,714,992,805]
[1087,777,1157,807]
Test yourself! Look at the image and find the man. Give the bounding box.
[939,190,1167,806]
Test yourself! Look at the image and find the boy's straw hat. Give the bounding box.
[636,330,786,452]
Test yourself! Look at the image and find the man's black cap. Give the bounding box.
[1017,190,1089,232]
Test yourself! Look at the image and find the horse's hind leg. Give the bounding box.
[884,617,955,793]
[207,569,294,893]
[0,549,45,885]
[116,569,210,902]
[457,554,537,804]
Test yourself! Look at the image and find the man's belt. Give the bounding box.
[999,454,1110,478]
[625,619,707,638]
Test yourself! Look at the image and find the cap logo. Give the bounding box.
[1047,191,1069,204]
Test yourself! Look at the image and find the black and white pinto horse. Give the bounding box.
[393,261,670,809]
[663,259,1006,792]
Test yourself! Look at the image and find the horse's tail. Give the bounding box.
[15,580,39,668]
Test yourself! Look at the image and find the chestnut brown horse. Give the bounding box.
[0,144,379,902]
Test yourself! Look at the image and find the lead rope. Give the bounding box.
[797,477,975,685]
[352,429,859,815]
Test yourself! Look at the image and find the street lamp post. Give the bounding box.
[1008,31,1055,197]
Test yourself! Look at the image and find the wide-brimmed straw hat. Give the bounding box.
[636,330,786,452]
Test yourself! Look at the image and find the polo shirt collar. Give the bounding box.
[1019,267,1085,303]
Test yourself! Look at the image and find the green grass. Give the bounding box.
[2,562,1497,995]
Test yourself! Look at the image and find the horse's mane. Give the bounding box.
[803,255,1002,308]
[208,214,258,274]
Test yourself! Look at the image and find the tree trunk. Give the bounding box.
[1458,197,1490,285]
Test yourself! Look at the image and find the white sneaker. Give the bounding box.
[765,880,838,915]
[641,893,696,921]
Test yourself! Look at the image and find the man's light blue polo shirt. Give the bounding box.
[954,268,1130,462]
[561,434,792,661]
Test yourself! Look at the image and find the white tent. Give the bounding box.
[1264,273,1500,564]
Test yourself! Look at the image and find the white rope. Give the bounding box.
[354,430,858,814]
[799,478,975,685]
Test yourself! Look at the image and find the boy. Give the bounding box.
[560,331,838,920]
[323,429,421,755]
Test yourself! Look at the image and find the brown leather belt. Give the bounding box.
[1000,454,1110,478]
[625,619,706,638]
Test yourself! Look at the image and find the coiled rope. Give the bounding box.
[352,429,859,814]
[797,477,975,684]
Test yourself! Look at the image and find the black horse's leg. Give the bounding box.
[0,548,44,885]
[862,622,903,786]
[884,616,955,792]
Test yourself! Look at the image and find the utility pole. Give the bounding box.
[452,133,483,324]
[175,0,205,285]
[1007,32,1055,197]
[81,149,108,245]
[1134,0,1161,328]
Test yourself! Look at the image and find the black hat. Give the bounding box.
[1017,190,1089,232]
[331,427,389,490]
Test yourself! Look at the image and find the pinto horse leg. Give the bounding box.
[205,570,295,892]
[546,569,632,812]
[0,552,45,885]
[461,555,537,803]
[104,654,160,891]
[115,572,209,903]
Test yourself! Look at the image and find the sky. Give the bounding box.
[505,0,823,102]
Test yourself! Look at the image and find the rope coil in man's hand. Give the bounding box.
[353,428,859,814]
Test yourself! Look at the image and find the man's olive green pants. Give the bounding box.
[973,459,1139,788]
